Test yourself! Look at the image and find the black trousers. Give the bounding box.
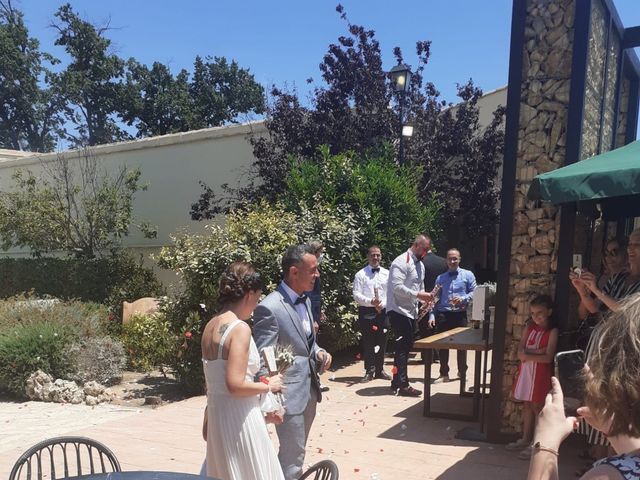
[358,307,388,375]
[435,311,468,376]
[388,310,415,388]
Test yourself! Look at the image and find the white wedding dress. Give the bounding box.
[203,319,284,480]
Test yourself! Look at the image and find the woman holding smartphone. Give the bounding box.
[570,230,640,465]
[527,294,640,480]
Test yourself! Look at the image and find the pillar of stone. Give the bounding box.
[496,0,635,433]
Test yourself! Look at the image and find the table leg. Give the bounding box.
[472,350,481,420]
[423,349,433,417]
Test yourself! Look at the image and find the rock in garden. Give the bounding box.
[25,370,54,401]
[83,381,106,397]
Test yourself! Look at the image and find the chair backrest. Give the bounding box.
[299,459,339,480]
[9,436,121,480]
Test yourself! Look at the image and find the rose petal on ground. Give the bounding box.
[374,345,380,353]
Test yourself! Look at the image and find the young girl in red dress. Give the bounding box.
[506,294,559,459]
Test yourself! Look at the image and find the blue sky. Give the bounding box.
[15,1,640,107]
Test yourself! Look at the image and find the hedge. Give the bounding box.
[0,253,164,318]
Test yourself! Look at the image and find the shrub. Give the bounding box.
[0,252,165,320]
[286,147,442,258]
[158,201,365,392]
[120,313,173,372]
[0,295,110,337]
[68,336,126,385]
[0,322,77,397]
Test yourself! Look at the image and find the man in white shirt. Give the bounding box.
[386,235,433,396]
[353,245,391,383]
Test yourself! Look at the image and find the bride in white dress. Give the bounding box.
[201,262,285,480]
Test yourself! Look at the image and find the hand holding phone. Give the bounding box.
[554,349,585,416]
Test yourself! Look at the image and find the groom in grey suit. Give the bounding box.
[253,244,333,480]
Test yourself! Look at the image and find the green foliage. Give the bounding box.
[2,2,265,150]
[123,56,265,138]
[120,313,173,372]
[0,297,128,397]
[0,295,109,336]
[51,3,130,146]
[192,7,504,238]
[0,1,63,152]
[0,151,157,259]
[0,322,76,396]
[286,146,442,258]
[0,253,164,319]
[158,201,365,392]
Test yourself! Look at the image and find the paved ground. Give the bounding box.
[1,353,586,479]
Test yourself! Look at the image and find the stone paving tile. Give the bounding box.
[1,353,586,479]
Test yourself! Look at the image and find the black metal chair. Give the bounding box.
[9,436,121,480]
[299,460,339,480]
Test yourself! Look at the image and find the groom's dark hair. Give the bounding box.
[282,244,314,278]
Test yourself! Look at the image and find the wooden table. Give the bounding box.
[413,326,492,421]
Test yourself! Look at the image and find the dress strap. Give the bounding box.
[217,319,242,360]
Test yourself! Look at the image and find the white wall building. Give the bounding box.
[0,87,507,287]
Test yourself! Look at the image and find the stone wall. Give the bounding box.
[615,77,630,148]
[501,0,575,431]
[501,0,630,432]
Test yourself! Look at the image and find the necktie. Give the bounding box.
[371,267,380,273]
[295,294,307,305]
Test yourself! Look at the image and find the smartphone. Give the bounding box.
[554,349,585,415]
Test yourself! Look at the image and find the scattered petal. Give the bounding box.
[355,353,361,360]
[396,336,403,341]
[391,366,398,374]
[374,345,380,353]
[401,424,407,430]
[372,325,379,331]
[317,448,323,454]
[354,468,360,473]
[383,328,388,333]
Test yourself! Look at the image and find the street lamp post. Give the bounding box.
[389,64,413,166]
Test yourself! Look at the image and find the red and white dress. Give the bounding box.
[512,323,552,404]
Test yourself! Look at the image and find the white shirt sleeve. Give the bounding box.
[353,270,372,306]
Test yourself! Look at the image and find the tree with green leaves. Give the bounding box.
[285,146,441,258]
[0,148,156,258]
[191,5,504,238]
[0,0,63,152]
[51,3,130,147]
[123,56,265,137]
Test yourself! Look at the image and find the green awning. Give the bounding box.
[527,140,640,204]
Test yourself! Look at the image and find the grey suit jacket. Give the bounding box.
[253,283,324,415]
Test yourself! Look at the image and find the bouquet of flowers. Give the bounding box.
[274,344,295,374]
[259,344,295,417]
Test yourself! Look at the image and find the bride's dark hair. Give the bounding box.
[218,262,264,305]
